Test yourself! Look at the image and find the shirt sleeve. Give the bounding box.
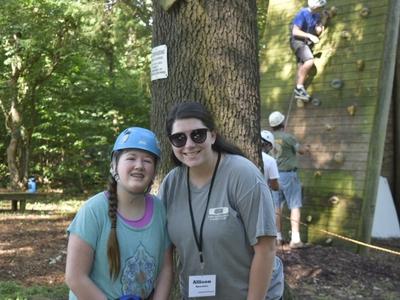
[269,159,280,180]
[157,178,167,209]
[285,133,299,154]
[157,169,177,211]
[229,159,277,245]
[292,9,306,28]
[67,197,104,250]
[152,194,172,250]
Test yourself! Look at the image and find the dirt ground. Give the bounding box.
[1,211,400,300]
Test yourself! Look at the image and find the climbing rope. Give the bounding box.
[277,211,400,256]
[284,91,296,130]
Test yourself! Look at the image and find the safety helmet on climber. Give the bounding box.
[308,0,327,9]
[261,130,275,147]
[112,127,161,159]
[269,111,285,127]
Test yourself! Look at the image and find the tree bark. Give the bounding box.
[151,0,262,180]
[6,68,25,192]
[6,99,25,211]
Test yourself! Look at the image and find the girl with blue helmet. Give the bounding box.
[66,127,172,300]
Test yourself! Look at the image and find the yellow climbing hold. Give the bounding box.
[333,152,344,164]
[347,105,356,116]
[356,59,365,71]
[360,6,370,18]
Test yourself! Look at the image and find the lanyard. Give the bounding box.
[187,151,221,269]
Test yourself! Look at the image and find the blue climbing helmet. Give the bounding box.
[112,127,161,159]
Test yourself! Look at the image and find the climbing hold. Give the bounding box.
[356,59,365,71]
[360,6,370,18]
[340,30,351,40]
[325,124,335,131]
[314,170,322,177]
[322,9,332,22]
[329,6,338,17]
[296,99,305,108]
[311,97,321,106]
[330,79,344,89]
[329,195,340,205]
[333,152,344,164]
[306,215,313,223]
[325,238,333,245]
[347,105,356,116]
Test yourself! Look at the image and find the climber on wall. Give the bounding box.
[290,0,328,102]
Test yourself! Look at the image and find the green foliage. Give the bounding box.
[0,281,68,300]
[257,0,270,51]
[0,0,152,192]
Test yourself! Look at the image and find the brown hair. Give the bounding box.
[106,150,123,280]
[106,174,120,280]
[166,101,246,165]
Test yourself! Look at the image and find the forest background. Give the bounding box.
[0,0,269,193]
[1,1,400,300]
[0,0,158,193]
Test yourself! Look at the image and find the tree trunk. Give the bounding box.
[151,0,262,180]
[7,101,25,211]
[6,75,25,192]
[6,125,22,190]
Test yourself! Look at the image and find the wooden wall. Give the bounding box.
[259,0,399,249]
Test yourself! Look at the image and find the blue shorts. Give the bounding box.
[273,171,302,209]
[266,256,284,300]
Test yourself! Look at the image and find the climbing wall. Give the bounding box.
[259,0,399,249]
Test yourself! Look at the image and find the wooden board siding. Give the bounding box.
[259,0,400,250]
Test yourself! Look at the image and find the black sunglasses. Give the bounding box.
[168,128,209,148]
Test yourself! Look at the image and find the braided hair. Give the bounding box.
[107,151,121,280]
[106,149,157,280]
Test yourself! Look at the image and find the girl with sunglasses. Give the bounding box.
[158,102,283,299]
[65,127,172,300]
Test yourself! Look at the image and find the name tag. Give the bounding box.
[208,207,229,221]
[188,274,216,298]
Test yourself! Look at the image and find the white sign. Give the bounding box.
[151,45,168,81]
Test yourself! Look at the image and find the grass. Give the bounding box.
[0,196,85,214]
[0,281,68,300]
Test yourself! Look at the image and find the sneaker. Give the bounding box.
[289,241,310,249]
[294,87,311,102]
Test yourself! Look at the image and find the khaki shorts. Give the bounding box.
[290,38,314,63]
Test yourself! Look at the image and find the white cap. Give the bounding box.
[261,130,275,147]
[268,111,285,127]
[308,0,327,9]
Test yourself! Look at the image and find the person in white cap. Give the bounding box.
[261,130,280,192]
[290,0,328,102]
[269,111,310,248]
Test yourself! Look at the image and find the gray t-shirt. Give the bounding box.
[158,154,277,300]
